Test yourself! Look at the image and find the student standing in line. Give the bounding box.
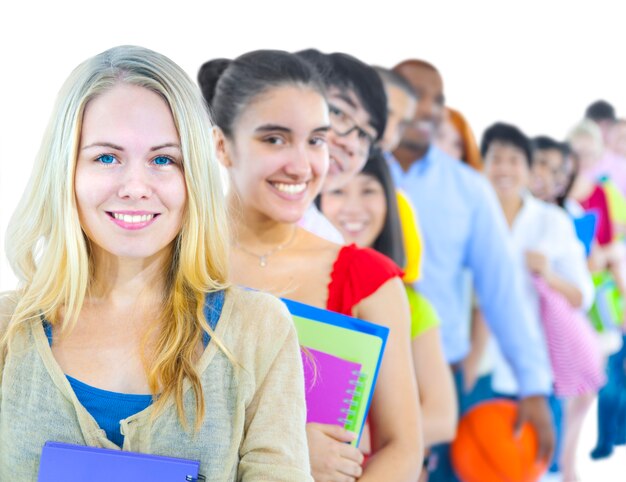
[389,58,555,481]
[482,122,603,482]
[199,50,423,482]
[0,45,312,481]
[320,149,457,480]
[295,49,387,244]
[567,120,626,460]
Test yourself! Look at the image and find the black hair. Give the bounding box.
[296,49,387,141]
[198,50,325,138]
[357,149,405,268]
[373,66,417,99]
[585,100,616,122]
[556,150,580,209]
[531,136,571,163]
[480,122,532,167]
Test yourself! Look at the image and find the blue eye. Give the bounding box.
[153,156,173,166]
[97,154,116,164]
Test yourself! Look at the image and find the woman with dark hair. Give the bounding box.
[320,149,457,472]
[199,50,423,482]
[318,148,405,266]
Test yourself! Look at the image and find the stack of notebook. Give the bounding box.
[283,298,389,446]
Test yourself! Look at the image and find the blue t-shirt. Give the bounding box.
[43,290,225,446]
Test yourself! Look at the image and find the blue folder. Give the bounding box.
[573,211,598,256]
[38,441,202,481]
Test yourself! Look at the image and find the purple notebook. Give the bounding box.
[301,348,363,427]
[38,442,202,481]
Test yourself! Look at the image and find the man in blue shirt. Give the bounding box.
[389,59,555,480]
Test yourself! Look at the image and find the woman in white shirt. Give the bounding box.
[482,122,603,482]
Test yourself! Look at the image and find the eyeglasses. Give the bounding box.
[328,103,377,152]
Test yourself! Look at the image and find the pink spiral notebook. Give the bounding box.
[301,348,364,427]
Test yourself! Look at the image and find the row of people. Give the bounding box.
[1,43,623,482]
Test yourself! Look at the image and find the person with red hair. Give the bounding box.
[436,107,483,171]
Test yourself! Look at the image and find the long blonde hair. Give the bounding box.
[3,45,230,430]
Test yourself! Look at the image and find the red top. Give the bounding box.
[326,244,402,461]
[326,244,404,315]
[580,184,613,246]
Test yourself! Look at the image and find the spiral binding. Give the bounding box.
[337,370,367,431]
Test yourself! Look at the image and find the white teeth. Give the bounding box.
[273,182,306,194]
[112,213,155,223]
[343,222,366,232]
[416,121,435,132]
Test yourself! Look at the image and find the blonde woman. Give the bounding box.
[0,45,311,481]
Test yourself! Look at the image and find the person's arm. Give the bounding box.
[354,277,423,482]
[306,423,364,482]
[538,209,595,310]
[526,251,584,308]
[238,305,313,482]
[467,184,552,396]
[412,326,457,447]
[588,242,609,272]
[466,181,554,463]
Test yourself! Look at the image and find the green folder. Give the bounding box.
[588,270,624,332]
[282,298,389,446]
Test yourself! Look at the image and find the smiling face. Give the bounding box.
[436,117,464,161]
[381,84,417,152]
[395,63,444,153]
[570,133,603,172]
[75,84,186,264]
[320,173,387,248]
[222,84,329,224]
[529,148,567,202]
[484,141,530,202]
[74,83,186,262]
[323,87,376,191]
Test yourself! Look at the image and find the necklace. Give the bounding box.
[235,227,298,267]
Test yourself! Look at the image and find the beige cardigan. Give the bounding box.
[0,287,312,481]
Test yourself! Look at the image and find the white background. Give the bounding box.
[0,0,624,478]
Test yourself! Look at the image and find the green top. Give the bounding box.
[406,286,441,339]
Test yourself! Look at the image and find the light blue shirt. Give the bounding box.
[388,145,552,396]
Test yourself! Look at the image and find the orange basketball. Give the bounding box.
[450,399,548,482]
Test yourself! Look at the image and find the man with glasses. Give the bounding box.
[296,49,387,243]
